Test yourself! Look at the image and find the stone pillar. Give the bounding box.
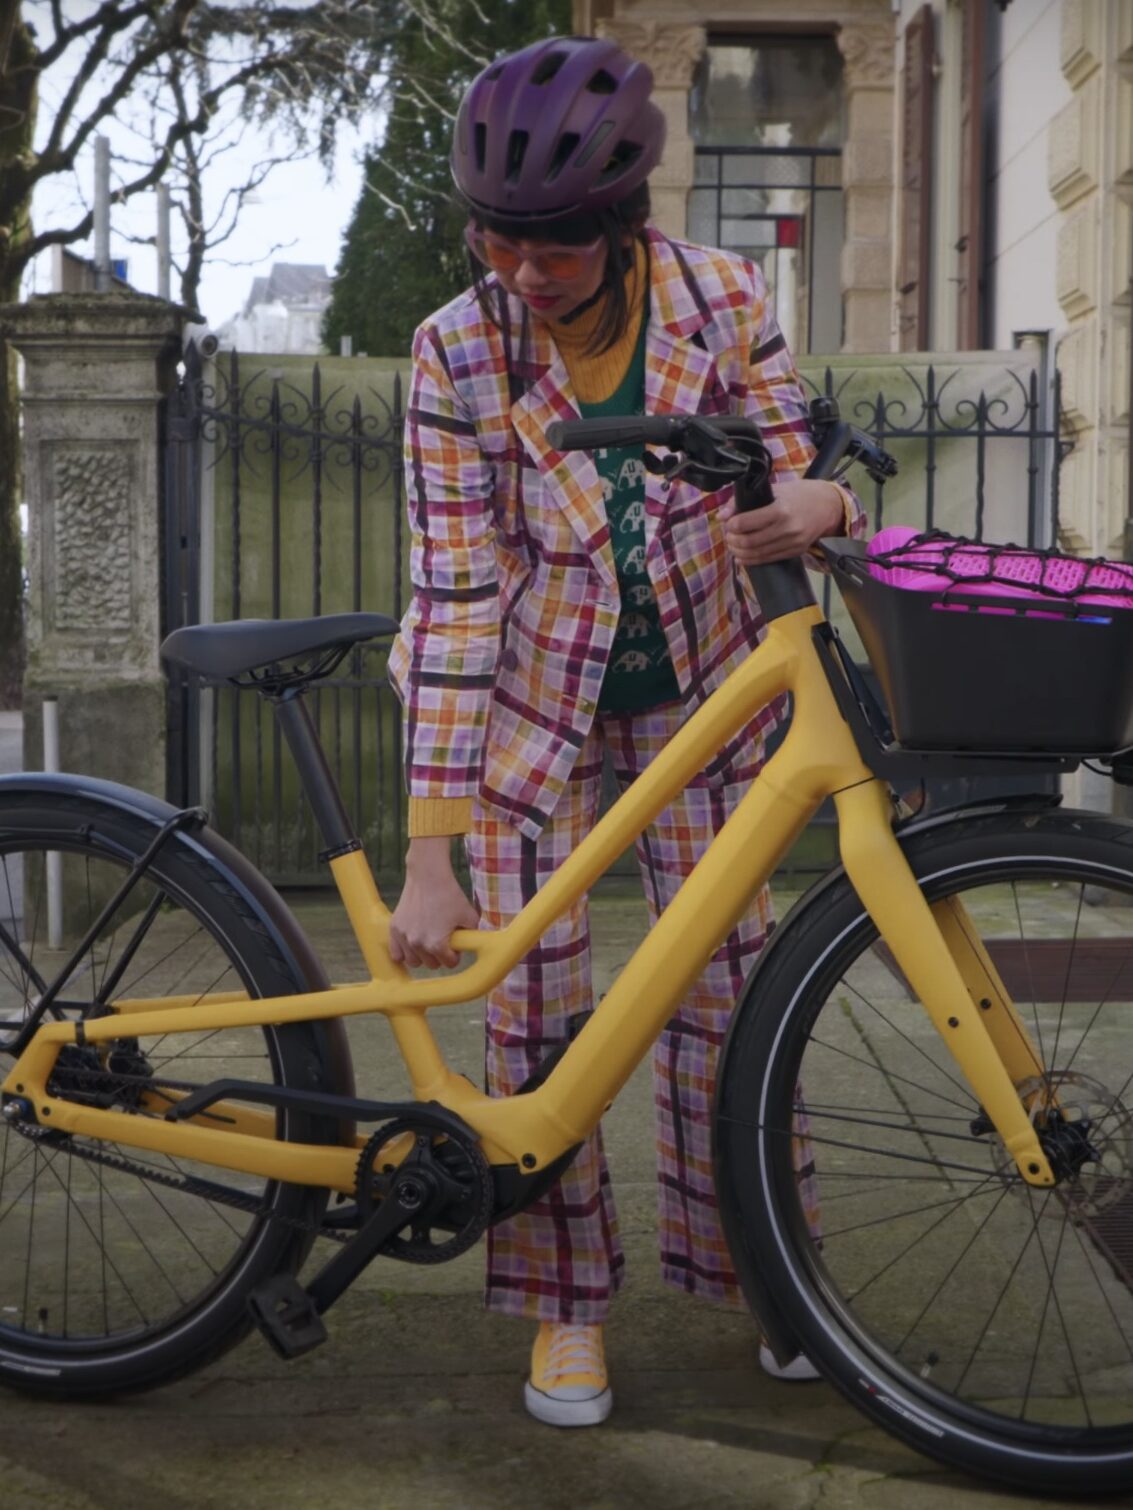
[837,19,898,353]
[1049,0,1133,561]
[595,19,706,239]
[0,293,182,797]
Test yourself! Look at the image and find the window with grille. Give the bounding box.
[688,36,846,353]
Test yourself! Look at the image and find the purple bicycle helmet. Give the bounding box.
[451,36,666,222]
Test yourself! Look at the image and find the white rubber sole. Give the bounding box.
[524,1379,614,1427]
[759,1342,821,1382]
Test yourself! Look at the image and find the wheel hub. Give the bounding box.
[987,1071,1133,1212]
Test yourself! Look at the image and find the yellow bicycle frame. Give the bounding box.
[1,604,1058,1195]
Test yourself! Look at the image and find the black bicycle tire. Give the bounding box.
[715,804,1133,1496]
[0,788,337,1398]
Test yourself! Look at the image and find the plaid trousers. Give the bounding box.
[467,702,818,1324]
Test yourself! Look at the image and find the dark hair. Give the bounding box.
[467,181,651,357]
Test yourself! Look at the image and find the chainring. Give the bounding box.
[355,1115,494,1264]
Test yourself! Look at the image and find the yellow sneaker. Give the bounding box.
[524,1321,613,1427]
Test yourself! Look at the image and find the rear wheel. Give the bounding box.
[716,806,1133,1495]
[0,789,335,1397]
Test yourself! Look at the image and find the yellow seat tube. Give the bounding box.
[834,780,1055,1187]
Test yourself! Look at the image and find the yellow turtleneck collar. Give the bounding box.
[547,239,649,405]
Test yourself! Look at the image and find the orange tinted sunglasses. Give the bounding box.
[464,223,604,281]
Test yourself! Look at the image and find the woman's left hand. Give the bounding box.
[719,479,845,566]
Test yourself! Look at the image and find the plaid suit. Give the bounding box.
[389,229,862,1318]
[388,227,865,837]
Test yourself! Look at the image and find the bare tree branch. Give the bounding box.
[36,0,165,74]
[40,1,198,174]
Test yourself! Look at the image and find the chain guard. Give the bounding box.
[355,1115,494,1264]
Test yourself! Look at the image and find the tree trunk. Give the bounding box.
[0,7,37,709]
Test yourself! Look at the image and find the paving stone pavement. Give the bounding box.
[0,842,1123,1507]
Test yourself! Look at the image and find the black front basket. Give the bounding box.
[824,538,1133,757]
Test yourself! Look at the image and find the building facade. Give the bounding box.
[215,263,332,356]
[574,0,1132,561]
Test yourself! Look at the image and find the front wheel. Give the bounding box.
[716,804,1133,1496]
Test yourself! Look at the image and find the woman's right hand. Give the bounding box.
[388,835,480,970]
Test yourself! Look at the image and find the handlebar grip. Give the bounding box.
[547,415,769,453]
[547,416,682,451]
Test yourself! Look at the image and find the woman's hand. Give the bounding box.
[719,479,845,566]
[389,836,480,969]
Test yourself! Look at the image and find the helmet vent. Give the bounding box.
[473,122,487,172]
[596,139,643,186]
[573,119,615,168]
[485,64,504,81]
[546,131,581,181]
[531,50,569,85]
[586,69,618,95]
[505,128,530,182]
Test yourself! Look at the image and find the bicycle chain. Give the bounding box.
[6,1112,355,1245]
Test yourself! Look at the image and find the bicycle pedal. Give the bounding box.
[247,1274,328,1360]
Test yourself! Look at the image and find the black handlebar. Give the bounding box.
[546,415,763,452]
[547,406,898,490]
[546,401,899,623]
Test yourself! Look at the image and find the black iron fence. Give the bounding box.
[162,343,1065,885]
[164,342,407,884]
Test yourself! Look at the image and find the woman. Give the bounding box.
[387,34,863,1427]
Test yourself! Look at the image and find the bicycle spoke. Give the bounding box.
[837,980,976,1107]
[843,1171,1004,1304]
[1045,883,1086,1093]
[1027,1191,1090,1427]
[806,1033,975,1115]
[892,1179,1016,1354]
[821,1183,1004,1243]
[95,889,167,1005]
[953,1187,1050,1395]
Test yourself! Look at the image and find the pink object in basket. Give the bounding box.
[866,526,1133,616]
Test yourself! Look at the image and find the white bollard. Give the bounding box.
[42,699,62,950]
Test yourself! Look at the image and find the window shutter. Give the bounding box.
[898,5,934,352]
[956,0,986,349]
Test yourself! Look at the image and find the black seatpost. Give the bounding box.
[273,692,360,859]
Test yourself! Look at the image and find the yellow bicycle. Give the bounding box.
[2,407,1132,1495]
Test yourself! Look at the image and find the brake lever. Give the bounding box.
[642,424,755,494]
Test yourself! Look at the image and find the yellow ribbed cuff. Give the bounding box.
[408,796,475,838]
[828,480,859,537]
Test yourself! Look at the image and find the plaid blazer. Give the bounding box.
[388,227,865,839]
